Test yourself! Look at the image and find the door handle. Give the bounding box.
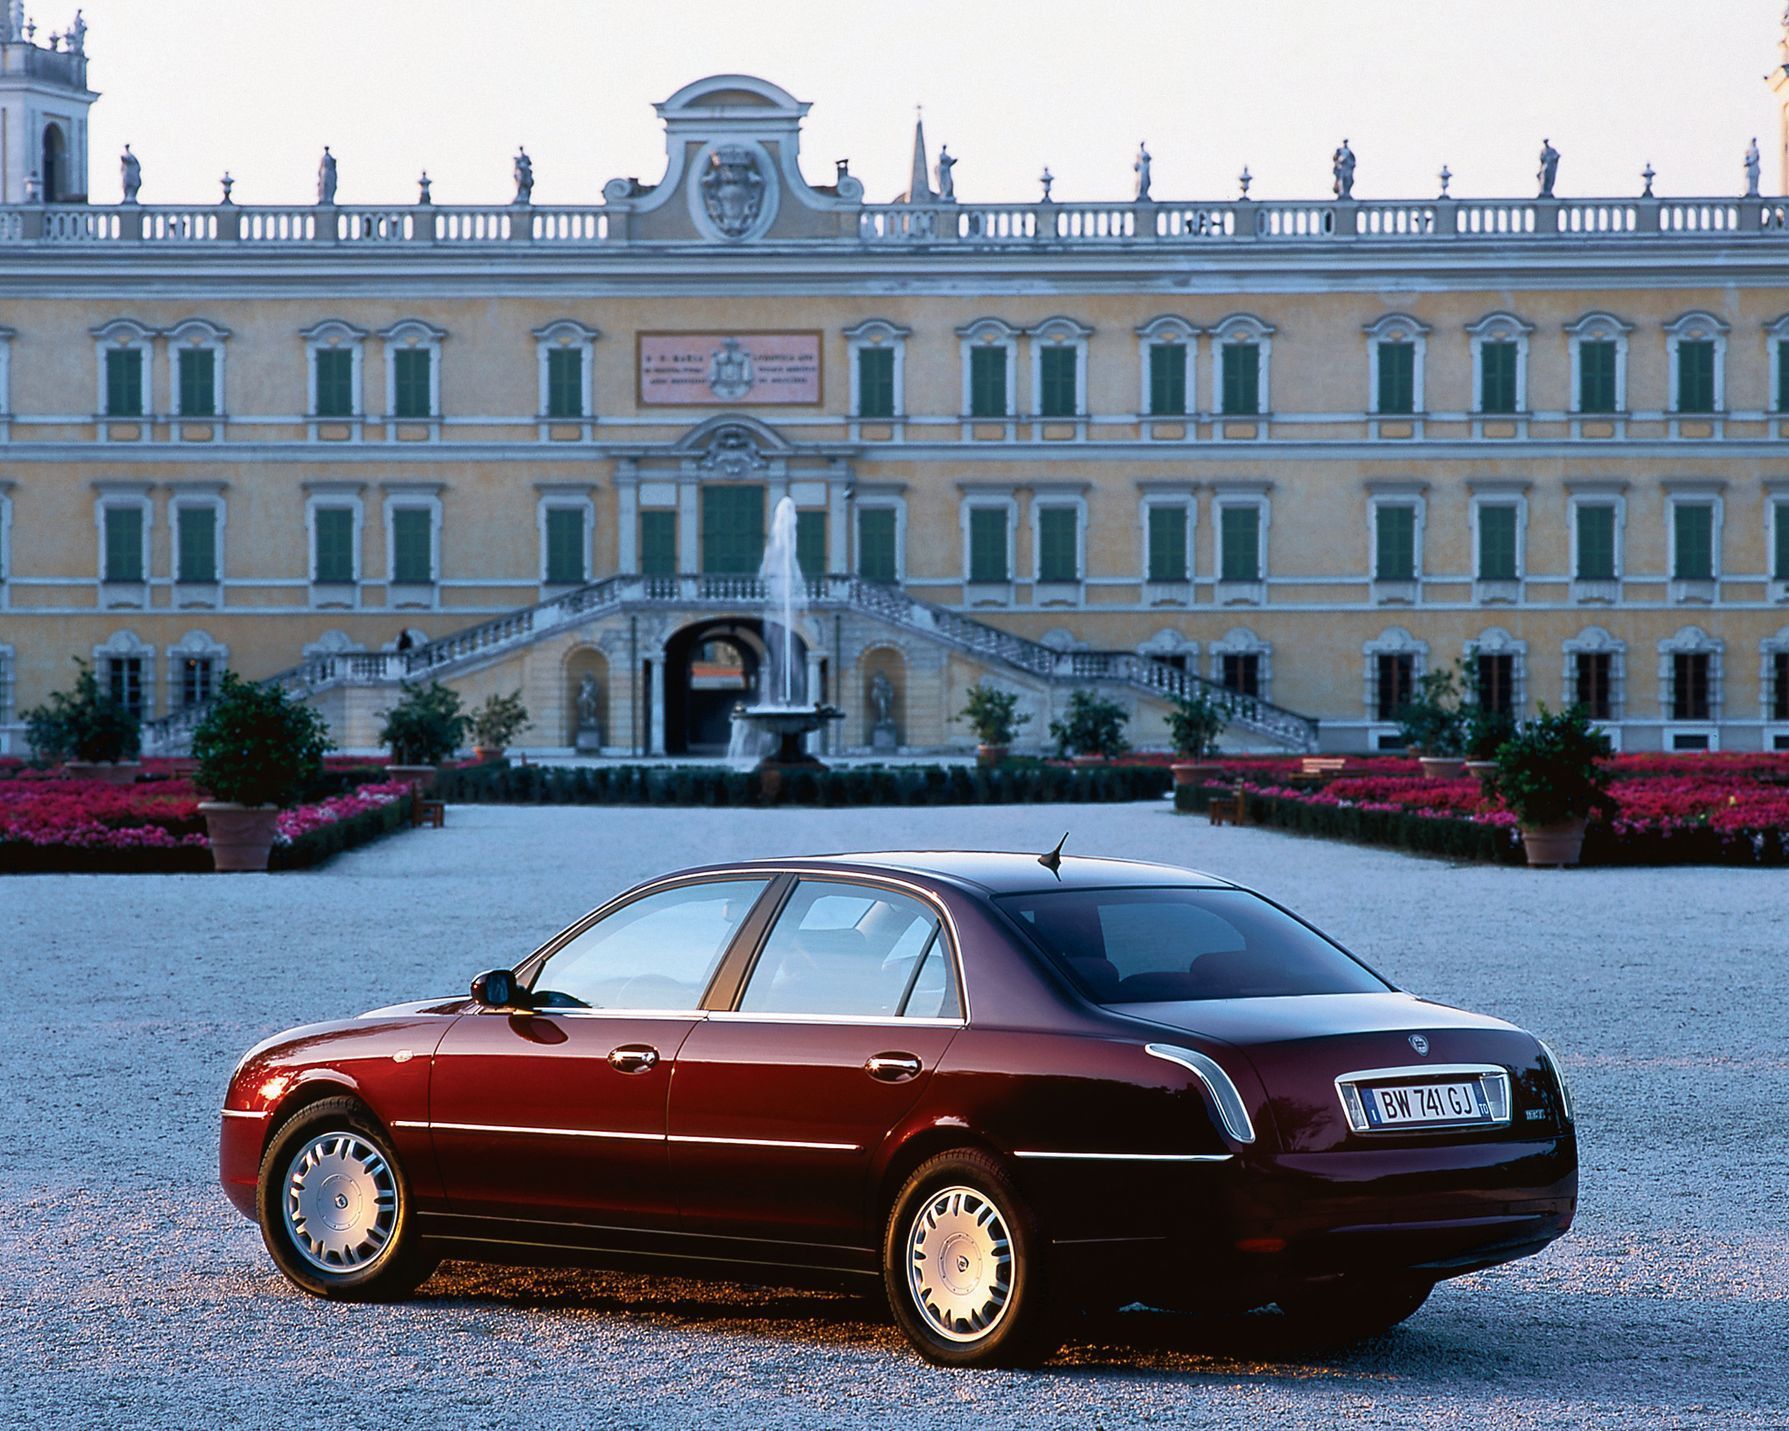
[608,1044,660,1074]
[866,1052,923,1083]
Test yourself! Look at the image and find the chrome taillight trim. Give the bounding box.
[1333,1063,1513,1134]
[1143,1043,1257,1145]
[1535,1040,1574,1125]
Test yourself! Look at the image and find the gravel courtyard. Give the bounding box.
[3,801,1784,1429]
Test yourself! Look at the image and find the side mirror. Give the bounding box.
[470,968,530,1011]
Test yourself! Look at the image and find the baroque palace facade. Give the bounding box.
[4,24,1789,754]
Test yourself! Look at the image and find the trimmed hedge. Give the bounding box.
[437,760,1172,808]
[270,793,416,871]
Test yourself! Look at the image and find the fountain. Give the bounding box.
[727,496,843,772]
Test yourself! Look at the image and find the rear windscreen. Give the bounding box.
[995,887,1389,1003]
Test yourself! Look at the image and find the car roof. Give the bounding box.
[668,850,1239,897]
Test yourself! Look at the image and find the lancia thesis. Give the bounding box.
[220,852,1578,1366]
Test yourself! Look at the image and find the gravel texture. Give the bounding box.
[2,802,1784,1429]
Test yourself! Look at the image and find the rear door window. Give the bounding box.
[739,880,961,1019]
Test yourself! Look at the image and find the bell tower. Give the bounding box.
[0,5,98,203]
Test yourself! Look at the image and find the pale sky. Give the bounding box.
[59,0,1789,207]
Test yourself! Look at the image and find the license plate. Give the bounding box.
[1362,1079,1490,1129]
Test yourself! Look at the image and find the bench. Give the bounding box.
[1290,756,1350,785]
[1208,791,1247,826]
[410,797,446,829]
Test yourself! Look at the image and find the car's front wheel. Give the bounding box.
[256,1096,435,1300]
[883,1150,1060,1367]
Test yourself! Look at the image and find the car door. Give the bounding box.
[428,876,775,1233]
[667,876,964,1248]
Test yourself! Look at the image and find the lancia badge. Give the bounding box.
[1408,1034,1430,1056]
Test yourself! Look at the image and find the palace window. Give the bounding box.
[1364,627,1427,724]
[1574,504,1618,581]
[1218,504,1261,582]
[957,320,1020,419]
[1773,498,1789,582]
[1476,653,1515,716]
[534,319,599,422]
[1476,504,1520,581]
[1660,627,1722,724]
[166,319,230,420]
[174,503,218,585]
[1035,504,1080,583]
[102,503,146,584]
[302,321,368,419]
[380,320,447,421]
[1211,315,1274,418]
[1365,314,1428,417]
[0,645,12,725]
[178,654,216,708]
[857,347,895,418]
[1211,628,1271,701]
[547,349,583,418]
[1770,318,1789,414]
[1665,312,1727,416]
[168,631,228,712]
[1028,318,1091,420]
[701,486,764,575]
[1565,312,1631,416]
[1769,641,1789,722]
[94,319,156,419]
[542,501,592,585]
[95,632,154,722]
[796,509,826,578]
[1578,342,1616,413]
[312,506,357,584]
[856,505,900,583]
[970,347,1008,417]
[640,509,677,577]
[967,505,1011,584]
[1467,312,1532,416]
[1145,503,1189,583]
[1574,652,1614,720]
[1373,504,1418,581]
[1671,502,1717,581]
[1136,316,1197,417]
[390,506,435,585]
[1479,343,1518,414]
[844,319,909,420]
[1673,652,1711,719]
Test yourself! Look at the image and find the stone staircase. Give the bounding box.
[141,575,1319,753]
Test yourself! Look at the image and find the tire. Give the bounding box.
[256,1095,436,1301]
[882,1149,1060,1368]
[1272,1276,1433,1346]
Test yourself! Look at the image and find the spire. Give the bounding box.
[901,106,932,204]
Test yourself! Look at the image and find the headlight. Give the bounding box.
[1144,1043,1257,1144]
[1536,1039,1574,1125]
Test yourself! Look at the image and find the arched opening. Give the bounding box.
[662,618,808,755]
[41,124,67,204]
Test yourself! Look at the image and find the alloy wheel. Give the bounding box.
[905,1184,1015,1343]
[281,1131,399,1273]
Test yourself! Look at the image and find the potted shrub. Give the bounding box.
[1050,689,1131,765]
[1395,667,1466,778]
[1166,688,1228,787]
[1491,704,1615,868]
[378,681,468,791]
[190,672,332,872]
[24,658,141,783]
[1463,706,1516,784]
[469,690,529,761]
[957,682,1029,766]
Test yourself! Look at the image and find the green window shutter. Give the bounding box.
[795,509,827,578]
[105,349,143,417]
[1375,343,1415,415]
[103,506,143,583]
[968,507,1008,583]
[1480,342,1518,413]
[391,508,433,584]
[1575,505,1617,581]
[1148,344,1187,416]
[176,506,217,584]
[1775,504,1789,581]
[546,348,583,418]
[1221,343,1260,415]
[392,349,433,418]
[1038,347,1078,417]
[1672,504,1714,580]
[1477,505,1518,580]
[1219,506,1260,581]
[1374,505,1416,581]
[857,507,897,583]
[177,348,216,417]
[313,507,355,583]
[1578,340,1617,413]
[701,486,765,575]
[1037,507,1079,582]
[856,347,896,418]
[314,349,354,416]
[640,510,677,577]
[1146,504,1188,582]
[545,507,586,584]
[1778,341,1789,414]
[969,346,1008,418]
[1676,340,1716,413]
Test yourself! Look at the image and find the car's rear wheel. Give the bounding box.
[256,1096,435,1300]
[883,1150,1060,1367]
[1273,1276,1433,1344]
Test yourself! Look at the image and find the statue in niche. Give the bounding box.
[1537,138,1560,199]
[120,145,141,204]
[870,670,898,751]
[316,147,338,205]
[1134,141,1152,201]
[936,145,956,201]
[575,673,603,751]
[513,147,533,205]
[1745,138,1762,199]
[1332,139,1356,200]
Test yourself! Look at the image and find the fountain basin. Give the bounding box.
[730,702,844,770]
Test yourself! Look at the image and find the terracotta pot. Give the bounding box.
[1418,756,1467,780]
[388,763,439,794]
[199,802,281,873]
[975,744,1008,768]
[1465,759,1499,776]
[1171,761,1222,788]
[1521,817,1588,868]
[473,746,505,763]
[65,760,141,785]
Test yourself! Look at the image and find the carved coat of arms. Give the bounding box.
[706,336,756,400]
[700,145,767,239]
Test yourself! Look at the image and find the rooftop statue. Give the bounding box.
[1538,138,1560,199]
[119,145,141,204]
[513,147,533,206]
[69,7,84,53]
[936,145,956,201]
[1745,137,1762,198]
[1332,139,1356,200]
[317,147,338,206]
[1134,141,1152,202]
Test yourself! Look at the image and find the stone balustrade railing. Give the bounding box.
[5,196,1786,251]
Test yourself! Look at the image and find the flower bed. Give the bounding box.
[1174,753,1789,866]
[0,775,414,874]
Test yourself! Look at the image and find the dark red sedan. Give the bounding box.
[221,851,1577,1366]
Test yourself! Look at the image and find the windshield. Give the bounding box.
[995,886,1389,1004]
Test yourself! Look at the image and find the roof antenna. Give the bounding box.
[1037,831,1068,877]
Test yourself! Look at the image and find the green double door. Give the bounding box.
[701,486,765,575]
